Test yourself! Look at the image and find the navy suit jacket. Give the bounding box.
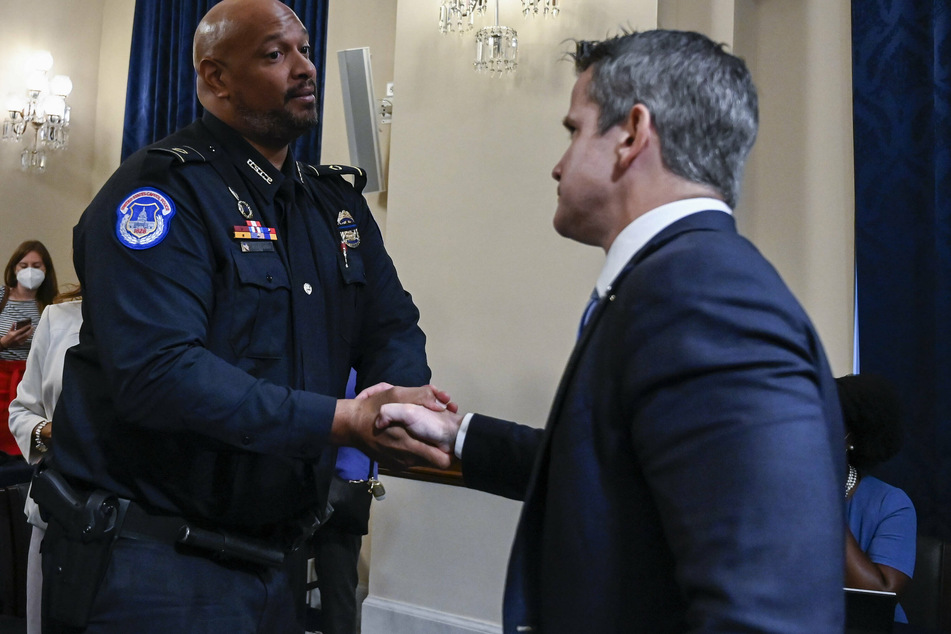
[462,211,846,633]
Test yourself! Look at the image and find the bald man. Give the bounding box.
[40,1,448,632]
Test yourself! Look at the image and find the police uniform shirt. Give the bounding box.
[51,112,429,533]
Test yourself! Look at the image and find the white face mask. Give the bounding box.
[16,267,45,290]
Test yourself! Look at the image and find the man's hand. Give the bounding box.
[376,403,464,456]
[331,385,457,469]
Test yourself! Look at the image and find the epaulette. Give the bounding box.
[147,144,209,164]
[298,162,367,194]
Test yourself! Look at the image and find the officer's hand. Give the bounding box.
[354,382,394,400]
[356,382,458,413]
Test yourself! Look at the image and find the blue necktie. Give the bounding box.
[577,288,599,339]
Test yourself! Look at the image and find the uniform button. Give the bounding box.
[266,274,273,283]
[242,435,252,446]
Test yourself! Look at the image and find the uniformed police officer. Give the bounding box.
[39,1,452,632]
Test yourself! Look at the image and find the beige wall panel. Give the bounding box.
[92,0,135,196]
[733,0,855,374]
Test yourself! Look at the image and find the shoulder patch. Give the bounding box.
[115,188,177,250]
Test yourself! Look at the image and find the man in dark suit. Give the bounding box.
[379,30,846,633]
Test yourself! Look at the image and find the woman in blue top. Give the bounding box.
[839,374,917,623]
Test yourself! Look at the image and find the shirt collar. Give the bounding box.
[200,112,305,202]
[595,197,732,297]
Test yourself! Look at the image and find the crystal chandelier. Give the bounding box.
[2,51,73,173]
[474,0,517,76]
[439,0,561,75]
[521,0,560,17]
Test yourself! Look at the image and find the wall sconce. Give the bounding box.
[2,50,73,173]
[439,0,562,76]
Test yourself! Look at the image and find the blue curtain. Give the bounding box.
[851,1,951,541]
[121,0,328,163]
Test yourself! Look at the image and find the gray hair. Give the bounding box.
[572,30,758,208]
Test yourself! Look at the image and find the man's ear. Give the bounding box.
[197,59,228,98]
[617,104,652,169]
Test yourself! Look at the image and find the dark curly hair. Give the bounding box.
[836,374,903,471]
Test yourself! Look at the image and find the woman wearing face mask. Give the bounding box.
[0,240,58,462]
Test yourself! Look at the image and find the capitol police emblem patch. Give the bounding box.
[115,188,177,249]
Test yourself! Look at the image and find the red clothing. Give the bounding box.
[0,359,27,455]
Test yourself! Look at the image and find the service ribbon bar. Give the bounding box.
[233,220,277,240]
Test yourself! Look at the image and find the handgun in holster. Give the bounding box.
[30,465,129,628]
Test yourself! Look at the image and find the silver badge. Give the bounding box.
[336,210,360,249]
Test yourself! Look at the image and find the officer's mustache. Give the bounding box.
[285,80,317,102]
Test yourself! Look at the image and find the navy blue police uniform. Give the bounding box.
[41,112,429,632]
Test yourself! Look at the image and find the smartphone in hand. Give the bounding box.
[14,318,31,330]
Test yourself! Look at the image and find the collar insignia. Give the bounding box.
[246,158,273,184]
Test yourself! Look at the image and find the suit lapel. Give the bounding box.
[544,210,737,434]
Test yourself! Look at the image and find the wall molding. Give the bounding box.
[361,596,500,634]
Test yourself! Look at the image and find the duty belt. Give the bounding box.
[31,465,316,569]
[120,501,289,568]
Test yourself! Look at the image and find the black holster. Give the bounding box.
[31,466,127,628]
[325,475,372,535]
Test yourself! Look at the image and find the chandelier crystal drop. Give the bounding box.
[521,0,560,17]
[439,0,489,34]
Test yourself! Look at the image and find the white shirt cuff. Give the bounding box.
[454,412,474,459]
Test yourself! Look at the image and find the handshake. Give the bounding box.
[331,383,466,470]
